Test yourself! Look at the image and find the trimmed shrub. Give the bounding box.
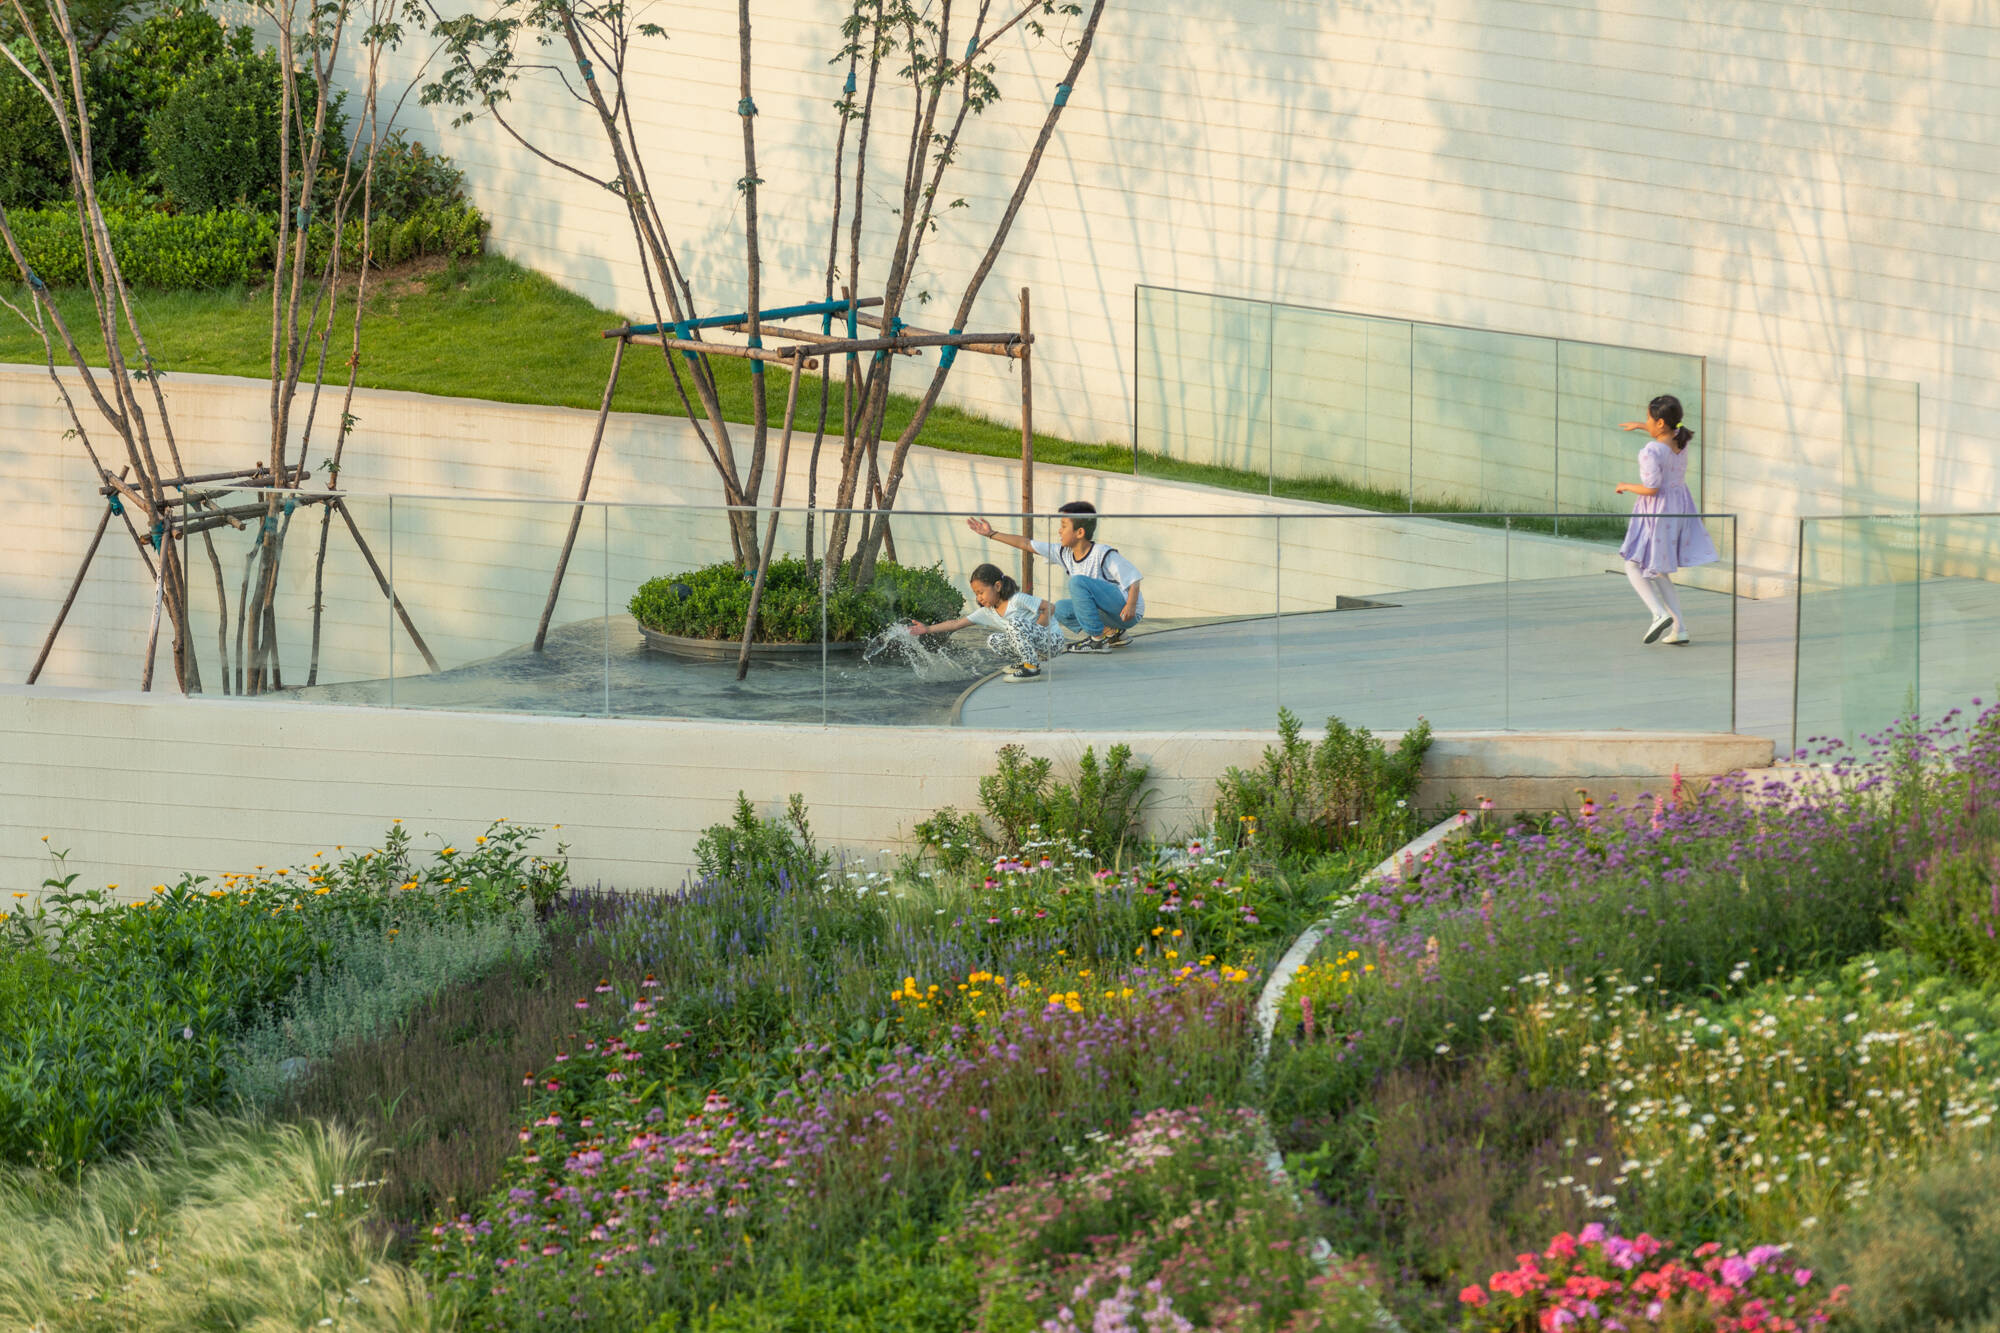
[147,46,312,213]
[368,128,466,216]
[89,9,252,180]
[6,204,273,289]
[630,556,961,644]
[0,47,71,207]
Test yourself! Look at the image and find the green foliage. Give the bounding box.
[147,45,332,213]
[0,1113,437,1332]
[228,911,543,1106]
[89,9,252,180]
[951,1105,1385,1331]
[918,742,1152,867]
[0,824,560,1171]
[368,129,467,216]
[695,793,827,886]
[0,45,71,207]
[1276,1060,1619,1329]
[6,204,273,289]
[652,1224,981,1333]
[630,557,961,644]
[1215,708,1432,857]
[1808,1140,2000,1333]
[305,198,488,270]
[1892,838,2000,986]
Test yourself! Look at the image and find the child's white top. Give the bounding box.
[967,590,1046,631]
[1029,540,1146,617]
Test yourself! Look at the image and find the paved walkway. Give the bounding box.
[954,573,2000,745]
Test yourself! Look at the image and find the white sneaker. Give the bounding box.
[1643,614,1674,644]
[1663,628,1690,645]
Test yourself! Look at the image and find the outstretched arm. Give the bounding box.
[966,516,1035,553]
[1615,483,1660,496]
[910,616,973,636]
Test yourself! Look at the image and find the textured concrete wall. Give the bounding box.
[315,0,2000,588]
[0,685,1773,898]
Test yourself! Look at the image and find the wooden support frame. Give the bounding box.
[535,299,1043,673]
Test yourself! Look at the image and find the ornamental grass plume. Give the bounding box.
[0,1113,437,1332]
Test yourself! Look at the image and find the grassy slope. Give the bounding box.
[0,257,1460,516]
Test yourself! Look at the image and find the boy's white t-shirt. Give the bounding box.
[967,591,1047,631]
[1028,539,1146,618]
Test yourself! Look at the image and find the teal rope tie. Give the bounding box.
[578,57,593,78]
[964,36,977,60]
[939,327,964,370]
[27,270,45,292]
[738,96,757,116]
[282,495,297,517]
[295,205,311,230]
[843,70,856,95]
[674,319,698,364]
[1054,82,1072,107]
[107,494,124,516]
[874,315,907,362]
[262,514,279,537]
[148,521,164,549]
[747,331,764,378]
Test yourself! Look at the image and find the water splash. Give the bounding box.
[861,623,983,682]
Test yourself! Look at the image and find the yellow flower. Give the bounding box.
[441,847,457,857]
[1171,929,1182,938]
[313,887,330,896]
[1165,950,1178,960]
[477,836,487,844]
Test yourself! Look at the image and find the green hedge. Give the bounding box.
[303,199,489,271]
[630,557,963,644]
[8,206,275,290]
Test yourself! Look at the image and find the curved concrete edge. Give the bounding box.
[1245,810,1473,1330]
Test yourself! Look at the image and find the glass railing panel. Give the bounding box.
[1842,376,1920,516]
[1270,306,1413,505]
[1268,510,1514,732]
[1508,513,1736,734]
[1794,516,1919,750]
[831,506,987,728]
[173,489,400,701]
[1556,341,1705,539]
[1918,513,2000,724]
[1410,324,1556,514]
[1133,287,1273,489]
[385,495,608,716]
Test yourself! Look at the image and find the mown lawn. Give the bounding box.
[0,256,1458,516]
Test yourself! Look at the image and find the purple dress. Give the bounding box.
[1619,438,1718,576]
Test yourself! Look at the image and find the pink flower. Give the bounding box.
[1459,1285,1488,1306]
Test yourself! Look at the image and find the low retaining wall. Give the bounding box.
[0,686,1772,899]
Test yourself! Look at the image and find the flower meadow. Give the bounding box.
[1263,700,2000,1328]
[6,703,2000,1330]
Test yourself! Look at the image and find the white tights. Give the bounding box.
[1624,560,1683,626]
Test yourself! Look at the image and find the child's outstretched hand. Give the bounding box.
[966,517,995,538]
[1618,421,1646,431]
[908,621,931,636]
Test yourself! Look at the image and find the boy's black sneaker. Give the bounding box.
[1102,627,1131,648]
[1002,663,1041,682]
[1066,636,1109,654]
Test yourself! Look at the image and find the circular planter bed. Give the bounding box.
[637,624,867,660]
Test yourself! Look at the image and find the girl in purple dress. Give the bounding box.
[1614,394,1717,645]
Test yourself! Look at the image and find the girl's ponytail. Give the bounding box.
[1649,393,1695,450]
[970,561,1018,600]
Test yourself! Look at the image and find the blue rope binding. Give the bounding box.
[939,327,963,370]
[1054,82,1072,107]
[107,493,123,516]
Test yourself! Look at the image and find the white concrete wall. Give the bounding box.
[319,0,2000,588]
[0,685,1774,898]
[5,366,1747,693]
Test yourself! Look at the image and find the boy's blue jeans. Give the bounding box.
[1054,575,1139,637]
